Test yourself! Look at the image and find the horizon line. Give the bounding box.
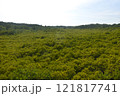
[0,21,120,27]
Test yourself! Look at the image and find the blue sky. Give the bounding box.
[0,0,120,26]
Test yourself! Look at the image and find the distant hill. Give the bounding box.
[0,21,120,30]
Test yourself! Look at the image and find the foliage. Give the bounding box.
[0,22,120,80]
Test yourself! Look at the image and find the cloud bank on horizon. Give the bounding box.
[0,0,120,26]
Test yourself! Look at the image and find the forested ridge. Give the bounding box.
[0,22,120,80]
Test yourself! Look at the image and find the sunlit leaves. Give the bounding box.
[0,22,120,79]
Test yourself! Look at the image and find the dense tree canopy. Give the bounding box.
[0,22,120,80]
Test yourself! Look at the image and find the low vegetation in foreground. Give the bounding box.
[0,22,120,80]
